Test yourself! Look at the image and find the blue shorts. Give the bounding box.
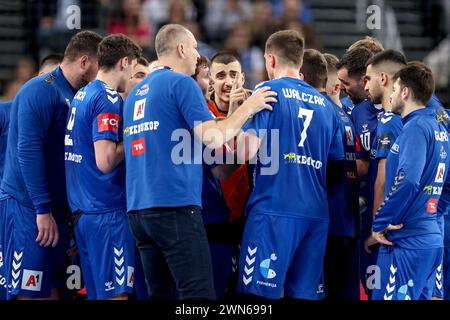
[440,247,450,300]
[372,245,443,300]
[237,212,327,299]
[0,197,10,300]
[432,255,444,299]
[74,210,142,299]
[2,196,69,299]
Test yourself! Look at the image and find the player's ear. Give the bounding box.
[401,86,409,101]
[333,82,340,95]
[79,54,89,70]
[271,54,276,68]
[177,43,185,59]
[380,72,388,86]
[299,73,304,81]
[121,56,129,70]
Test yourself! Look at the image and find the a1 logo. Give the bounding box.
[21,269,43,292]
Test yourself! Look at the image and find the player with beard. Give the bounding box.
[1,31,102,300]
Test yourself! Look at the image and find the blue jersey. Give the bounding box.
[426,94,450,133]
[65,80,126,214]
[325,96,359,237]
[374,108,448,249]
[351,99,383,160]
[123,67,214,211]
[351,99,383,220]
[1,67,75,215]
[340,96,354,116]
[0,101,12,179]
[367,112,403,217]
[245,78,344,221]
[374,112,403,160]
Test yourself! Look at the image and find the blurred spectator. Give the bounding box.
[251,0,282,48]
[4,57,37,101]
[38,53,64,75]
[204,0,253,43]
[183,20,216,59]
[109,0,151,48]
[278,0,319,48]
[224,21,265,87]
[144,0,196,38]
[270,0,313,24]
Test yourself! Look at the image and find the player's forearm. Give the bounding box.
[356,158,369,181]
[205,103,254,149]
[373,175,386,217]
[95,141,124,173]
[373,172,416,232]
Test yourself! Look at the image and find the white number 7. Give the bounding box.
[298,108,314,147]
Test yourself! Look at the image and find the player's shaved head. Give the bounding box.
[155,24,192,58]
[366,49,407,75]
[39,54,63,72]
[323,53,340,95]
[211,52,241,69]
[265,29,304,68]
[300,49,328,89]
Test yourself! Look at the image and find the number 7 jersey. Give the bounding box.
[244,78,344,221]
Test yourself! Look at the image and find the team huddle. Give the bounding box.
[0,23,449,301]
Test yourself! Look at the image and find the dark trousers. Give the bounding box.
[128,206,216,300]
[324,235,360,300]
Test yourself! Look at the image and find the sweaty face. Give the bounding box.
[364,65,383,105]
[390,80,404,116]
[126,62,150,94]
[337,67,368,104]
[210,61,243,104]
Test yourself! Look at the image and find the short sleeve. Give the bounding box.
[174,77,214,129]
[92,92,123,143]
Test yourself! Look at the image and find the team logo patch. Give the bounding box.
[259,253,277,279]
[427,198,438,214]
[133,99,146,121]
[132,138,145,156]
[345,126,354,146]
[0,251,3,268]
[97,113,121,132]
[136,84,149,97]
[435,163,446,183]
[21,269,43,292]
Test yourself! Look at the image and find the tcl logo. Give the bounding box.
[98,113,121,132]
[427,198,438,214]
[132,138,145,156]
